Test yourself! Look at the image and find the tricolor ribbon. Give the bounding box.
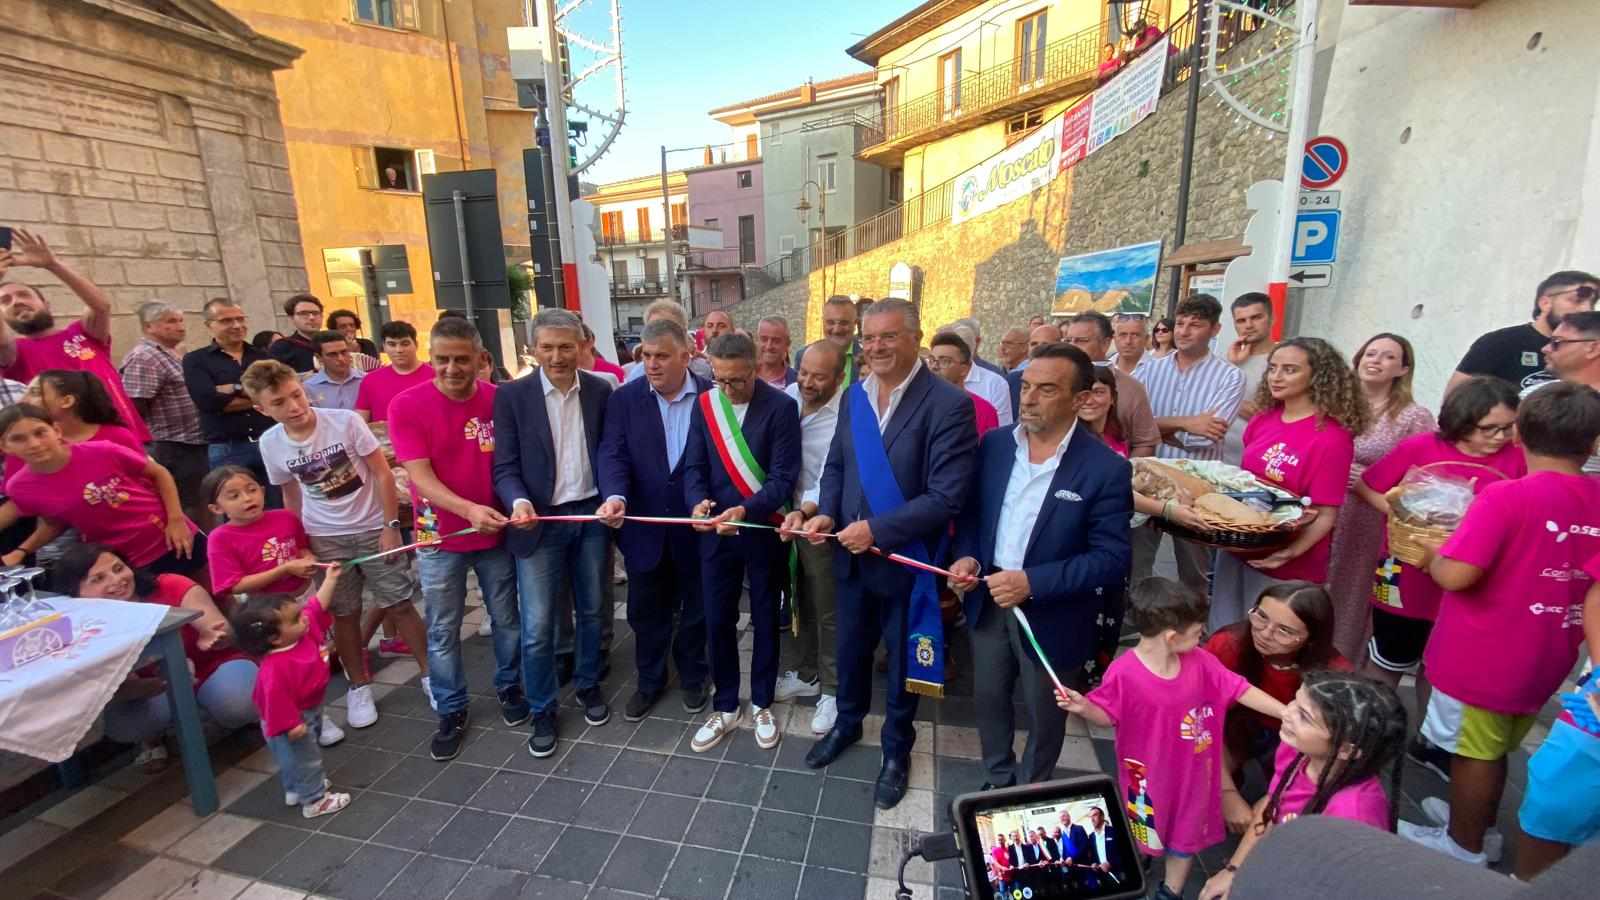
[1010,606,1066,696]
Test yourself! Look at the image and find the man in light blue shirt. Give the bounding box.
[303,329,364,411]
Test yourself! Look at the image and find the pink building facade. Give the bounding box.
[683,158,764,318]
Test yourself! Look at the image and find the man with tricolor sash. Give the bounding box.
[796,298,977,810]
[683,333,802,754]
[795,295,864,386]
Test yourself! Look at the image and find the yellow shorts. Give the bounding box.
[1421,689,1537,761]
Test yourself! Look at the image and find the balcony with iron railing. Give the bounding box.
[609,277,670,297]
[858,19,1105,165]
[600,224,690,248]
[738,3,1281,301]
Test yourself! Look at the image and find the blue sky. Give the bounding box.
[568,1,905,185]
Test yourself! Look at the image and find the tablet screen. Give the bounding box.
[957,781,1143,900]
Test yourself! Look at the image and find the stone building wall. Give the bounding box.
[0,0,305,360]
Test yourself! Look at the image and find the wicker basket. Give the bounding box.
[1384,461,1506,567]
[1154,506,1318,554]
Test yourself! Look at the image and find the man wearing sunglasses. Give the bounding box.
[1522,309,1600,474]
[1448,270,1598,396]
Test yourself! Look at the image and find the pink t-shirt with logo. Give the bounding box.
[1425,471,1599,715]
[252,595,334,737]
[388,379,501,552]
[2,422,145,481]
[208,509,312,596]
[2,321,150,442]
[1239,408,1355,582]
[354,363,435,424]
[1,442,194,566]
[1266,741,1389,828]
[1361,433,1526,621]
[1086,647,1250,855]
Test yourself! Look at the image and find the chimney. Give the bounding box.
[704,145,713,165]
[800,78,815,104]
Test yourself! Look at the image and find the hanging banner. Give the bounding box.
[1058,99,1094,172]
[951,115,1063,225]
[1087,38,1168,154]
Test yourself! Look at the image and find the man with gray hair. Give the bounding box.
[954,317,1006,377]
[755,315,797,388]
[121,300,207,518]
[492,308,615,758]
[944,321,1013,427]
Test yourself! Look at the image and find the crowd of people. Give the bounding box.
[0,222,1595,896]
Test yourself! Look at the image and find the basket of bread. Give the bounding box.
[1132,458,1316,551]
[1384,461,1504,567]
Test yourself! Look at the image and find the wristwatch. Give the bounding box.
[385,519,403,530]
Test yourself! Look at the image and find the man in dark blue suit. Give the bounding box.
[493,309,614,758]
[596,319,711,722]
[683,334,801,753]
[950,342,1131,787]
[1081,806,1122,888]
[795,298,977,809]
[793,295,864,384]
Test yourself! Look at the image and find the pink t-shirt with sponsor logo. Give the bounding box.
[2,442,194,566]
[1266,741,1389,828]
[1086,647,1250,855]
[1425,470,1599,715]
[2,321,150,441]
[1361,433,1526,621]
[2,422,145,481]
[208,509,312,596]
[388,379,501,552]
[1239,408,1355,582]
[355,363,435,424]
[252,595,334,737]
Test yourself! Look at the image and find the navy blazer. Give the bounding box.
[953,424,1132,671]
[1006,368,1024,421]
[818,364,977,581]
[596,372,713,571]
[491,369,611,557]
[1083,824,1120,870]
[683,380,802,553]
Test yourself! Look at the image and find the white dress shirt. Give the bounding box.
[784,382,842,507]
[1093,826,1109,866]
[542,369,596,505]
[965,363,1014,426]
[992,422,1076,571]
[861,358,924,433]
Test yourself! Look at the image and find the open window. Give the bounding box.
[353,146,433,192]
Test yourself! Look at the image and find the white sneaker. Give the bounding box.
[1419,797,1503,863]
[753,706,780,750]
[420,676,438,712]
[811,694,838,735]
[302,791,351,819]
[477,617,492,637]
[1398,820,1488,865]
[317,718,346,747]
[773,670,820,702]
[346,684,379,729]
[690,708,741,753]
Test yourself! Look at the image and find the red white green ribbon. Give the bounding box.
[1011,606,1066,695]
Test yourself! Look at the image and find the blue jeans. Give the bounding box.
[515,499,608,716]
[419,546,520,716]
[207,440,281,508]
[265,709,329,805]
[103,658,259,744]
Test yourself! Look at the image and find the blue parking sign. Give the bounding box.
[1292,210,1341,265]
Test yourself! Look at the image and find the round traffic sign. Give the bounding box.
[1301,136,1348,189]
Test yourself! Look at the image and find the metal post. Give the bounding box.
[452,189,476,322]
[1266,0,1319,341]
[1167,0,1207,316]
[535,0,577,307]
[660,144,675,305]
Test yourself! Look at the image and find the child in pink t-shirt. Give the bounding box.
[229,566,351,819]
[1199,671,1407,900]
[204,465,318,598]
[1400,382,1600,866]
[1057,577,1287,900]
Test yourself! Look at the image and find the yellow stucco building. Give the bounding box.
[221,0,533,335]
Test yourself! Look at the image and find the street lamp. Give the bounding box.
[795,179,827,296]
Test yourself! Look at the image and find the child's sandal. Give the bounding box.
[301,790,350,819]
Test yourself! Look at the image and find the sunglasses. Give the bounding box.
[1547,285,1599,303]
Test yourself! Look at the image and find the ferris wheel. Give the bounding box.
[541,0,626,176]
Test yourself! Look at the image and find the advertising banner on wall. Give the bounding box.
[951,115,1063,225]
[1087,37,1167,154]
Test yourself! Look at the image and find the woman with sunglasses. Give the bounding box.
[1352,376,1524,699]
[1323,334,1435,660]
[1149,317,1176,358]
[1205,580,1350,832]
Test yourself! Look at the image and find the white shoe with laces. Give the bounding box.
[1419,796,1503,863]
[690,708,741,753]
[345,684,378,729]
[811,694,838,735]
[1398,820,1488,865]
[317,718,346,747]
[773,670,820,702]
[753,706,780,750]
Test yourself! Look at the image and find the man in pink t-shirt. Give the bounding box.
[355,320,435,424]
[388,316,526,763]
[928,332,999,435]
[0,229,150,441]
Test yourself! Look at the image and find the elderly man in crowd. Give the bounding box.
[121,301,207,520]
[0,228,149,440]
[998,326,1031,371]
[1111,314,1151,379]
[624,299,712,382]
[755,316,797,388]
[1009,322,1063,414]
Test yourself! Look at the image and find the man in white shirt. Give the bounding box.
[777,340,845,735]
[945,321,1013,426]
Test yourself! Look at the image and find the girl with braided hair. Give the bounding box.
[1199,671,1406,900]
[1210,337,1366,632]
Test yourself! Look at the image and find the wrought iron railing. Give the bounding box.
[609,277,668,296]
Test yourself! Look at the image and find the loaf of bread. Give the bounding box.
[1138,461,1215,504]
[1194,492,1271,525]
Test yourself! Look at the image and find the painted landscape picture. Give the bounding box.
[1052,240,1162,316]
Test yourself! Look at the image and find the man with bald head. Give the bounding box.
[795,295,864,384]
[998,327,1030,371]
[1008,322,1062,414]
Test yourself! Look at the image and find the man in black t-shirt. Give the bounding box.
[1447,269,1599,396]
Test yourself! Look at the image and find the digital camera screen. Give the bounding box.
[957,783,1142,900]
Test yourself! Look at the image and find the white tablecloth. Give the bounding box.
[0,598,168,762]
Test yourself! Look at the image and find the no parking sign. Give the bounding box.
[1301,136,1348,189]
